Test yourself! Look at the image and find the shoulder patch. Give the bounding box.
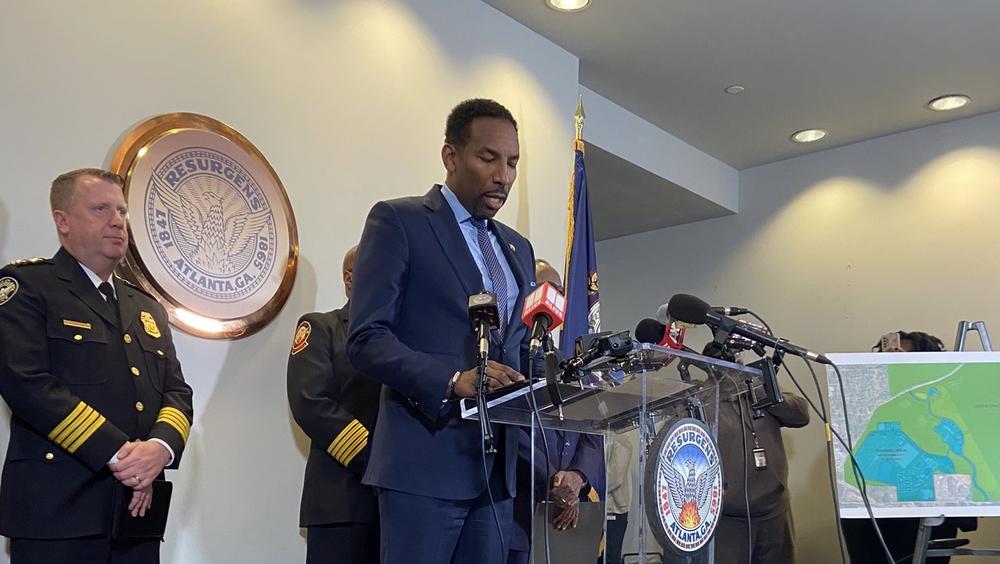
[6,257,51,267]
[291,320,312,356]
[0,277,17,305]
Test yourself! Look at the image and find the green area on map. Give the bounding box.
[844,363,1000,502]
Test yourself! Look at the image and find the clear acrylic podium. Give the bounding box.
[461,343,762,564]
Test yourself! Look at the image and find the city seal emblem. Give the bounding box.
[644,418,723,555]
[110,113,298,339]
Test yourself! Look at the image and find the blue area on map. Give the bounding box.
[854,421,955,501]
[933,418,964,456]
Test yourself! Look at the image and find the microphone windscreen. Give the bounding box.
[667,294,710,325]
[634,318,666,344]
[655,303,671,324]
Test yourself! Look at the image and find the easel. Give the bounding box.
[909,321,1000,563]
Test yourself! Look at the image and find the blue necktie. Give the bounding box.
[471,218,509,336]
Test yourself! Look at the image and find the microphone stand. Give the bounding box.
[475,318,496,454]
[541,332,565,420]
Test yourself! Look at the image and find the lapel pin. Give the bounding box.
[508,243,515,253]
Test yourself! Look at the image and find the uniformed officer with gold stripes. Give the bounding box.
[287,245,381,564]
[0,168,194,563]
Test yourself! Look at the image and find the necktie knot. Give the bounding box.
[98,281,115,303]
[471,218,489,233]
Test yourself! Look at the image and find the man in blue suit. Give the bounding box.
[347,98,535,564]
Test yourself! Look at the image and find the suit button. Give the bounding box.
[124,334,133,344]
[135,402,144,412]
[44,452,54,461]
[131,367,140,377]
[73,334,82,341]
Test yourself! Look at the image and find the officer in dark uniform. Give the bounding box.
[287,245,381,564]
[0,168,194,563]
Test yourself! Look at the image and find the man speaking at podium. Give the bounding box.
[348,99,536,564]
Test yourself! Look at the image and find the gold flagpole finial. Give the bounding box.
[574,95,586,142]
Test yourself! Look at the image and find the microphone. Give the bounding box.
[469,292,499,359]
[711,305,750,316]
[658,302,750,320]
[468,292,500,454]
[521,282,566,354]
[666,293,831,365]
[635,318,667,344]
[634,318,687,349]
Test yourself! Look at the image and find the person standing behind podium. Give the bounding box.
[347,98,535,564]
[287,245,381,564]
[0,168,193,564]
[507,259,605,564]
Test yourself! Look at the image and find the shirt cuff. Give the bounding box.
[150,438,176,466]
[108,442,128,465]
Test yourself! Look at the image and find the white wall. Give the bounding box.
[0,1,580,562]
[598,110,1000,561]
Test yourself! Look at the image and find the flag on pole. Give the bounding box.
[560,100,600,357]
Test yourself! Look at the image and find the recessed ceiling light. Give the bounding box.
[927,94,971,112]
[790,129,828,143]
[724,85,745,95]
[545,0,591,12]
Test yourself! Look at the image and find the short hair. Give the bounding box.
[444,98,517,147]
[872,330,946,352]
[50,168,124,212]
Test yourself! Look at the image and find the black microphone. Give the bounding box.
[468,292,499,454]
[711,305,750,316]
[469,292,499,359]
[635,318,667,344]
[666,293,831,365]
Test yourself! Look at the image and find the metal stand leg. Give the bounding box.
[911,516,943,564]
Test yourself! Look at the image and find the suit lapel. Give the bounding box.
[423,186,483,298]
[114,277,139,333]
[54,248,120,328]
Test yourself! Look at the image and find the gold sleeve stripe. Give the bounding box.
[326,419,368,465]
[340,433,368,467]
[49,402,106,452]
[333,431,368,467]
[156,411,189,442]
[156,407,191,442]
[587,488,601,503]
[59,410,101,449]
[67,415,106,453]
[328,423,367,461]
[48,401,88,442]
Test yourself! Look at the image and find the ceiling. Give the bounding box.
[483,0,1000,169]
[586,143,731,240]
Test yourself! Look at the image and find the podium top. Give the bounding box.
[461,342,762,433]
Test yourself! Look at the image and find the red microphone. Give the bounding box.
[521,282,566,351]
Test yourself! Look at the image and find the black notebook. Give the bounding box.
[111,480,173,540]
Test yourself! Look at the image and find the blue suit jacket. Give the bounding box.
[347,185,535,500]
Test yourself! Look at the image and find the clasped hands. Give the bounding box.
[109,440,171,518]
[549,470,585,530]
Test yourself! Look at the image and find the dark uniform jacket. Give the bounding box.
[287,304,381,526]
[717,381,809,518]
[0,248,193,539]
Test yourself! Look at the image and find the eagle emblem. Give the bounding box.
[660,457,722,529]
[151,174,272,277]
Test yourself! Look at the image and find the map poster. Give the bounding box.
[827,352,1000,518]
